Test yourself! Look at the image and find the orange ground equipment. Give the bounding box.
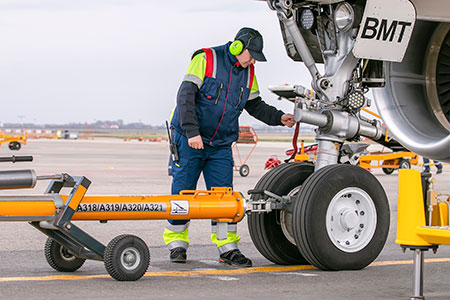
[232,126,258,177]
[289,140,419,174]
[0,130,27,150]
[264,141,316,170]
[358,151,419,174]
[292,141,318,163]
[0,156,245,281]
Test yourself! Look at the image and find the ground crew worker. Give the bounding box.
[423,157,443,174]
[165,27,295,267]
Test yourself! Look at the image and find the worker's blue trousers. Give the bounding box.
[164,131,239,253]
[170,131,233,225]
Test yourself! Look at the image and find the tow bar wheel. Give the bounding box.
[104,234,150,281]
[45,238,86,272]
[293,164,390,270]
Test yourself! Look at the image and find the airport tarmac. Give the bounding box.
[0,138,449,300]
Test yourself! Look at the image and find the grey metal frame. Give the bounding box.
[13,175,108,261]
[268,0,385,171]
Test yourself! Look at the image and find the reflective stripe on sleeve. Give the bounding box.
[185,52,206,87]
[247,64,254,89]
[202,48,217,79]
[183,74,203,89]
[248,90,260,100]
[211,48,217,78]
[247,73,260,100]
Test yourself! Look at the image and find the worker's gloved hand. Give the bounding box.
[188,135,204,149]
[281,114,295,128]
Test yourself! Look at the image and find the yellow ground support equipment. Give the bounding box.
[359,151,419,174]
[396,169,450,299]
[0,131,27,150]
[0,166,244,281]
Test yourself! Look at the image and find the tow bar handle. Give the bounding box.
[247,189,264,195]
[0,156,33,163]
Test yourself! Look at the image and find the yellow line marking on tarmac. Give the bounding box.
[146,265,317,277]
[1,258,450,282]
[370,257,450,266]
[0,274,110,282]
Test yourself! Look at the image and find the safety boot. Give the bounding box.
[219,250,252,267]
[170,247,187,263]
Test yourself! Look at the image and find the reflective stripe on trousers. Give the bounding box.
[163,221,190,250]
[163,221,240,253]
[211,222,239,253]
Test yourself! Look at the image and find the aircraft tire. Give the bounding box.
[248,162,314,265]
[293,164,390,270]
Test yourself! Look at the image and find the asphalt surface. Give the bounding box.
[0,138,449,300]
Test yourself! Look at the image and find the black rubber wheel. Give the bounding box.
[44,238,86,272]
[382,166,394,175]
[398,158,411,170]
[104,234,150,281]
[293,164,390,270]
[8,142,21,151]
[248,162,314,265]
[239,164,250,177]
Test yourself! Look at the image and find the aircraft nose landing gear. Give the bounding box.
[251,0,392,271]
[247,164,390,271]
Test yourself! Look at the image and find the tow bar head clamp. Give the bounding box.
[246,189,294,213]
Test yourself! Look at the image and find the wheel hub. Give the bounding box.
[121,247,141,270]
[326,187,377,253]
[339,208,359,231]
[280,186,301,245]
[124,253,136,264]
[60,247,76,262]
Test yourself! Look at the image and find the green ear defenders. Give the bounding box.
[229,31,257,56]
[229,40,244,56]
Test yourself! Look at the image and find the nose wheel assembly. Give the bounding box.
[247,163,390,270]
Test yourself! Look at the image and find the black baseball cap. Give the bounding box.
[235,27,267,62]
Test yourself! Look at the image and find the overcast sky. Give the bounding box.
[0,0,313,126]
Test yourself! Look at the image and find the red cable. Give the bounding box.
[285,122,300,163]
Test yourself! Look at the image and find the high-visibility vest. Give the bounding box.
[171,42,255,147]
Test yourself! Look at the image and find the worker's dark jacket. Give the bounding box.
[171,42,284,147]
